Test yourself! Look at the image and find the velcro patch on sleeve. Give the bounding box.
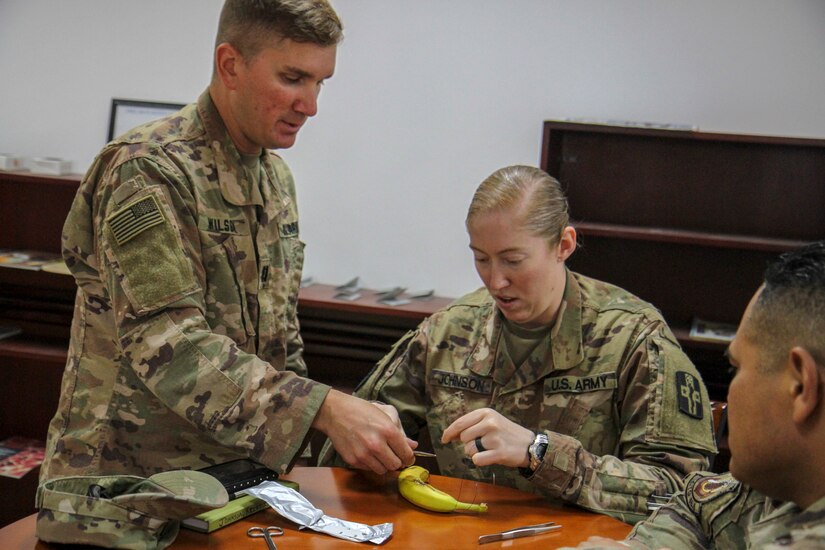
[650,335,716,452]
[103,188,198,314]
[107,195,165,245]
[676,371,704,419]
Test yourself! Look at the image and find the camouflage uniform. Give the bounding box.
[323,271,716,524]
[564,472,825,549]
[39,90,330,486]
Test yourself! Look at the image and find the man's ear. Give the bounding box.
[789,346,822,425]
[214,42,243,89]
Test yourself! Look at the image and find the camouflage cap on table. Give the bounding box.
[36,469,228,549]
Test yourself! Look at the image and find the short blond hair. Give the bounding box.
[215,0,343,60]
[466,165,570,246]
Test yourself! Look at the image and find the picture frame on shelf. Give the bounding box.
[107,98,185,142]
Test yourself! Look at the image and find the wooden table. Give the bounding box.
[1,467,632,549]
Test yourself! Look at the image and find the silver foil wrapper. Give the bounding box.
[240,481,393,544]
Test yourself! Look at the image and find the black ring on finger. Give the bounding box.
[475,436,486,453]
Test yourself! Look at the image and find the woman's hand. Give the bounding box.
[440,408,535,468]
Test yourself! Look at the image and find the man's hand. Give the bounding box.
[441,408,534,468]
[312,389,416,474]
[369,401,404,430]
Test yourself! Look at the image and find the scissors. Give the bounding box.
[247,526,284,550]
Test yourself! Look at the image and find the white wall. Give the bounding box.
[2,1,824,298]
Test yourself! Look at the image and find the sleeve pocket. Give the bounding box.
[653,335,717,452]
[104,187,199,314]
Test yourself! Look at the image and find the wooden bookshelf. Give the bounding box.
[540,121,825,400]
[0,170,77,526]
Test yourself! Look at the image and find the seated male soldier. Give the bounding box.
[564,241,825,549]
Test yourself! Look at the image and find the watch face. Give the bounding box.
[529,443,540,470]
[529,434,549,471]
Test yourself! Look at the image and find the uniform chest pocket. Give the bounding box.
[200,231,256,344]
[541,374,617,454]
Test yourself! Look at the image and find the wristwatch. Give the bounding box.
[521,432,549,475]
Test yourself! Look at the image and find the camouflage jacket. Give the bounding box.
[39,90,329,486]
[567,472,825,549]
[325,271,716,524]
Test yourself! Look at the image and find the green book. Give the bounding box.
[181,480,299,533]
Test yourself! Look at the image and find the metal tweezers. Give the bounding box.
[478,521,561,544]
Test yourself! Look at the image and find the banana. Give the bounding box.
[397,465,488,513]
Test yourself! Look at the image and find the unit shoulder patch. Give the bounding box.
[676,371,704,419]
[691,474,738,503]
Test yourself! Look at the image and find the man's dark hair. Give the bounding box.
[215,0,343,59]
[747,241,825,370]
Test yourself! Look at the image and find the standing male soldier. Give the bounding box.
[37,1,414,544]
[565,241,825,549]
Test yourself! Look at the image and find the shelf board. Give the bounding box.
[298,284,453,321]
[671,326,731,351]
[573,221,809,253]
[543,120,825,147]
[0,170,81,188]
[0,336,68,364]
[0,266,76,291]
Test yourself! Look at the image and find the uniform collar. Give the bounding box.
[775,495,825,525]
[465,269,585,379]
[197,90,266,207]
[550,269,585,371]
[749,495,825,546]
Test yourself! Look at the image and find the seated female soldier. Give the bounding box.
[320,165,716,524]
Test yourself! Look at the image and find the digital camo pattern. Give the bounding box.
[39,90,329,489]
[564,472,825,549]
[322,271,716,524]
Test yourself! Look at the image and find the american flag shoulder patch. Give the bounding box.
[107,194,165,246]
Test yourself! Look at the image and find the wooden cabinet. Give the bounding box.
[540,120,825,400]
[298,284,453,392]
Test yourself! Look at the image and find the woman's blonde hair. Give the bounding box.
[466,165,570,246]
